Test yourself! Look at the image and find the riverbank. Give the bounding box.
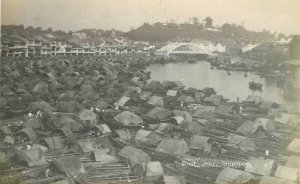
[151,54,292,76]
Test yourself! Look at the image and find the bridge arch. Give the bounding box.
[155,42,212,57]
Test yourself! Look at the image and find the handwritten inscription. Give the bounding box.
[181,158,252,168]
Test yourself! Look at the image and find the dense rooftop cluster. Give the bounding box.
[1,55,300,184]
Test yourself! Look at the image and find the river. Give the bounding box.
[147,61,298,105]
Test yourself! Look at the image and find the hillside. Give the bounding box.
[1,25,125,43]
[124,22,275,43]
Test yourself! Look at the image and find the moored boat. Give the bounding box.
[249,81,263,90]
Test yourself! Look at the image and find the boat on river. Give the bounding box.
[249,81,263,90]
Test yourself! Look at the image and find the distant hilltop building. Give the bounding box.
[72,32,87,39]
[242,43,261,53]
[276,38,292,45]
[203,27,221,32]
[241,41,290,62]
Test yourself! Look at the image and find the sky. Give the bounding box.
[1,0,300,35]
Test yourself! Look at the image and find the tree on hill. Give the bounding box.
[25,26,35,33]
[277,33,287,40]
[266,47,290,63]
[34,27,43,34]
[1,25,24,34]
[192,17,200,25]
[46,27,53,33]
[204,17,213,27]
[221,23,234,37]
[288,35,300,59]
[221,23,247,37]
[53,30,68,37]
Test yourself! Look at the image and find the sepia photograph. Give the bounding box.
[1,0,300,183]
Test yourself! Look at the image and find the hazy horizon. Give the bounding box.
[2,0,300,35]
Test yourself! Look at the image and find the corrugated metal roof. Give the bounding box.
[189,135,211,152]
[260,176,296,184]
[118,146,150,165]
[147,96,164,106]
[227,134,256,152]
[93,124,112,134]
[147,107,172,120]
[245,158,274,176]
[145,161,164,177]
[166,90,177,97]
[275,165,299,181]
[53,156,85,177]
[114,129,132,140]
[114,111,143,126]
[117,96,131,106]
[155,138,189,156]
[173,110,192,123]
[215,168,253,184]
[0,152,6,163]
[163,176,181,184]
[73,141,98,153]
[285,155,300,169]
[92,149,118,162]
[287,139,300,153]
[43,136,64,150]
[16,149,48,167]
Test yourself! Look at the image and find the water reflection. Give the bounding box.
[147,61,298,104]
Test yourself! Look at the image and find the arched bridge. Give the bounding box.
[155,42,225,57]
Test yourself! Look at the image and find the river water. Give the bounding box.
[147,61,298,105]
